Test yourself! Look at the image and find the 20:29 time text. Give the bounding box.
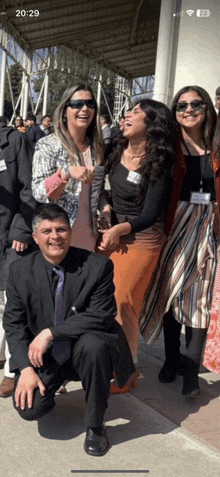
[16,10,39,17]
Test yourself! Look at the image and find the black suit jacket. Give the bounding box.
[3,247,135,386]
[0,125,38,290]
[28,125,52,145]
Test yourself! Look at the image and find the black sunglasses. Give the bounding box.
[175,100,206,113]
[66,99,96,109]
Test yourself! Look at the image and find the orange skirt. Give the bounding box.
[103,227,165,362]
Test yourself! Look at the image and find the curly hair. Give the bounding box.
[53,83,103,165]
[105,99,179,205]
[171,85,217,150]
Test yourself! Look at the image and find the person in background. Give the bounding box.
[203,111,220,374]
[26,114,36,138]
[29,115,52,145]
[0,115,37,398]
[14,116,26,133]
[99,99,178,392]
[109,115,126,142]
[140,86,218,398]
[3,203,135,456]
[100,114,112,146]
[32,83,105,253]
[119,115,125,133]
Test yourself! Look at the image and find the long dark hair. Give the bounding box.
[105,98,179,205]
[53,83,103,164]
[171,85,216,150]
[212,111,220,160]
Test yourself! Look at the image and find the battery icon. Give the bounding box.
[197,9,210,17]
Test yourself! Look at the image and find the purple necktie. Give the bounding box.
[51,267,71,365]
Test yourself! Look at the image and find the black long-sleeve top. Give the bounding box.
[109,163,173,233]
[180,153,216,201]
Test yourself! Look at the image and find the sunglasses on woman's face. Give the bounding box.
[66,99,96,109]
[175,100,206,113]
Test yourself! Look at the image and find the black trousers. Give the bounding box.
[13,332,113,428]
[163,309,207,366]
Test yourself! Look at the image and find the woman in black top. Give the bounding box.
[98,99,178,390]
[140,86,219,398]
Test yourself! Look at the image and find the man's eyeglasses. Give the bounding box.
[66,99,96,109]
[175,100,206,113]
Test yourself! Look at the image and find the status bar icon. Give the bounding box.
[197,9,211,17]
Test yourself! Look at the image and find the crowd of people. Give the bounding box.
[13,113,53,143]
[1,81,220,456]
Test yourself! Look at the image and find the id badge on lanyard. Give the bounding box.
[0,159,7,172]
[190,191,211,205]
[0,147,7,172]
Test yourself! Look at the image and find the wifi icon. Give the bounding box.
[186,9,195,16]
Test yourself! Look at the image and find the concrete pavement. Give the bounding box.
[1,326,220,477]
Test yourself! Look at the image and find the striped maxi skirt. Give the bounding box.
[139,201,219,345]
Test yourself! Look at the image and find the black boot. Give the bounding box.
[181,356,200,397]
[181,327,207,398]
[158,309,183,383]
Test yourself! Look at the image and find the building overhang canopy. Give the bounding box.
[1,0,161,79]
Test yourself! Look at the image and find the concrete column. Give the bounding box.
[153,0,176,105]
[0,49,7,115]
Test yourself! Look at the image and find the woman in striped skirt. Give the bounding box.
[140,86,220,398]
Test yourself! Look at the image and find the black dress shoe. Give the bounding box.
[158,357,184,383]
[84,425,109,456]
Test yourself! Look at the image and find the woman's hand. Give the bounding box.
[68,165,94,185]
[98,222,132,252]
[98,226,121,251]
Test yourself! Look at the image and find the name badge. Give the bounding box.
[190,192,211,205]
[0,159,7,172]
[127,170,141,184]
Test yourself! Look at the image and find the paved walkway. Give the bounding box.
[1,320,220,477]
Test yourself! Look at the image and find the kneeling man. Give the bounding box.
[3,204,135,456]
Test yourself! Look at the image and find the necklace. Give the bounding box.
[128,151,146,159]
[126,147,146,159]
[121,149,145,171]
